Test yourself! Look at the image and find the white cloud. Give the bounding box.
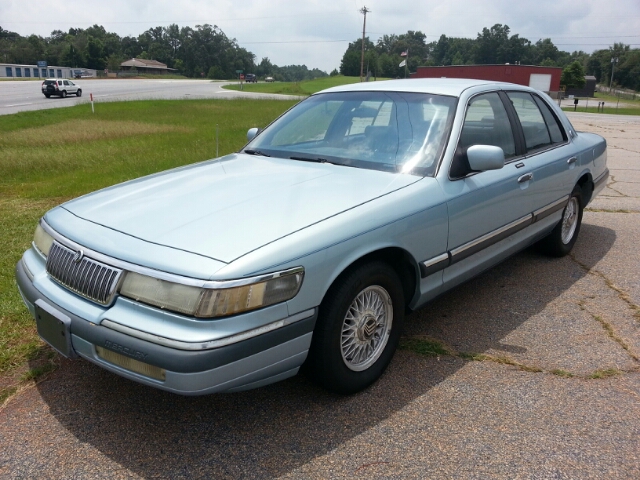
[1,0,639,71]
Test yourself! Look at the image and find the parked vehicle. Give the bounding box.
[41,79,82,98]
[17,79,607,395]
[265,76,274,82]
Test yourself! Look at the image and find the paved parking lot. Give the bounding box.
[1,113,638,479]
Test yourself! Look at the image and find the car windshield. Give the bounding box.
[245,91,457,175]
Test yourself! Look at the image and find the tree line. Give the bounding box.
[0,24,327,82]
[340,24,640,91]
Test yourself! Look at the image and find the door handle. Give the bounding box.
[517,173,533,183]
[567,157,577,165]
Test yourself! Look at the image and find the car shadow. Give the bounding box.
[33,222,615,478]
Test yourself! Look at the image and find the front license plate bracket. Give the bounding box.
[35,299,77,358]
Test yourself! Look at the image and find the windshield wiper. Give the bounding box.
[289,156,333,164]
[244,149,271,157]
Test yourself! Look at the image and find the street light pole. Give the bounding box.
[359,6,370,82]
[609,57,618,91]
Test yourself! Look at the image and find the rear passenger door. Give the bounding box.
[505,91,572,216]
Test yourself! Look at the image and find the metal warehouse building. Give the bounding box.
[1,63,97,79]
[410,64,562,93]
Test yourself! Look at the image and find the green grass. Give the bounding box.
[594,92,640,104]
[0,98,297,403]
[224,75,370,95]
[562,106,640,115]
[400,337,451,357]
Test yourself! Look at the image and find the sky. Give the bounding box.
[2,0,640,72]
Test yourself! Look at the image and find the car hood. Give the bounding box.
[62,154,420,264]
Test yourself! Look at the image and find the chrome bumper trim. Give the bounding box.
[101,308,316,351]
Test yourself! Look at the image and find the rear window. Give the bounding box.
[44,80,56,85]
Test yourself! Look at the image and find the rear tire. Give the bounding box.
[305,261,405,394]
[539,185,583,257]
[76,89,82,97]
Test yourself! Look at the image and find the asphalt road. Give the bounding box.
[0,79,294,116]
[1,112,639,479]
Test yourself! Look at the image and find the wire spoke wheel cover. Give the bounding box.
[340,285,393,371]
[561,197,579,244]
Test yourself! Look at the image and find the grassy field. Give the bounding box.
[0,98,297,404]
[224,75,367,95]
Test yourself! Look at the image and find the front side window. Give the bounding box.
[451,92,516,178]
[246,91,457,175]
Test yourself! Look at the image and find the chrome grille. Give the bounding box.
[46,241,123,305]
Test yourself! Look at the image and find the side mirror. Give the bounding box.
[247,127,260,142]
[467,145,505,171]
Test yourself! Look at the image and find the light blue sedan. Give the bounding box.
[16,79,608,395]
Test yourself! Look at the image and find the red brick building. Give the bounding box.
[410,65,562,92]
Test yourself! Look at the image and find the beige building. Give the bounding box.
[120,58,174,75]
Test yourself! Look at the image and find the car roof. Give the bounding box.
[316,78,523,97]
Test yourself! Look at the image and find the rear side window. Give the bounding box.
[507,92,565,152]
[533,95,566,144]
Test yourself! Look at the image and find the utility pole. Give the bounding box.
[609,57,618,91]
[359,6,370,82]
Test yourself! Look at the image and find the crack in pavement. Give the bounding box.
[400,335,639,381]
[570,254,640,323]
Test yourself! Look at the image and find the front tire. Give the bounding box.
[305,261,405,394]
[61,90,67,98]
[540,185,584,257]
[76,89,82,97]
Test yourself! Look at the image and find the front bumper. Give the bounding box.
[16,258,316,395]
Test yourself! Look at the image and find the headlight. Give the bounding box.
[33,223,54,257]
[120,268,304,318]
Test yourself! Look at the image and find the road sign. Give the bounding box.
[236,69,243,74]
[37,61,47,68]
[240,74,245,80]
